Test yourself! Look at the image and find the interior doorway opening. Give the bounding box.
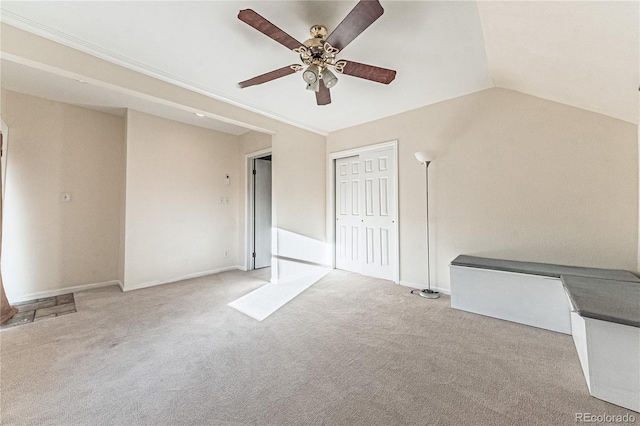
[246,150,272,271]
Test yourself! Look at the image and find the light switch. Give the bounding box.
[61,192,72,202]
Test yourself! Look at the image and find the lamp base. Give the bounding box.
[418,289,440,299]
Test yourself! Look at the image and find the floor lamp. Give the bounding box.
[414,151,439,299]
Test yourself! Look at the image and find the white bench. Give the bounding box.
[450,255,640,413]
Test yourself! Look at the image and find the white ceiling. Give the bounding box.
[0,1,638,135]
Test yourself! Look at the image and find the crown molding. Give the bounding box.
[0,11,329,137]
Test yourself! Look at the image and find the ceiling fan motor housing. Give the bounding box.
[310,25,328,40]
[304,25,329,55]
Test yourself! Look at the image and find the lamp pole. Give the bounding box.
[413,151,440,299]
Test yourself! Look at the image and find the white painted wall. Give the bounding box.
[327,88,639,290]
[123,110,240,290]
[1,90,124,300]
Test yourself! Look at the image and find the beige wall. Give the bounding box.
[235,128,328,278]
[123,110,241,289]
[272,128,326,243]
[118,113,128,284]
[240,131,272,156]
[1,24,328,284]
[327,88,639,290]
[1,90,124,300]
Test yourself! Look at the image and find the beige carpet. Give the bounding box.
[1,269,636,425]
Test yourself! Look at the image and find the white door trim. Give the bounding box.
[244,148,272,272]
[327,140,400,284]
[1,119,9,201]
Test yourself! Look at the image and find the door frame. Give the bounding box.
[1,119,8,201]
[244,148,273,271]
[327,140,400,284]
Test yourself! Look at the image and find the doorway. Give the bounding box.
[329,142,399,282]
[246,150,272,270]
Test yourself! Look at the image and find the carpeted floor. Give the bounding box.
[1,269,636,425]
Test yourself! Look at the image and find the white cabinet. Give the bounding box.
[571,312,640,412]
[450,265,572,334]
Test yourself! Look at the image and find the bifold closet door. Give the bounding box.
[335,148,396,281]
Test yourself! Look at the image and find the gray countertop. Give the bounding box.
[451,255,640,282]
[561,275,640,328]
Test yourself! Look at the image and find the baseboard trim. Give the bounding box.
[122,266,240,292]
[399,280,451,295]
[8,280,122,303]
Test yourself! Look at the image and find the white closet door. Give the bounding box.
[335,155,362,274]
[335,148,397,281]
[360,148,396,281]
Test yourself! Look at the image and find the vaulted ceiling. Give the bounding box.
[1,1,638,135]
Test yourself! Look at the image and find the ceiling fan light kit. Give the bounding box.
[237,0,396,106]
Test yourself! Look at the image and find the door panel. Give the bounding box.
[335,156,361,273]
[379,177,389,216]
[254,158,272,269]
[359,148,396,281]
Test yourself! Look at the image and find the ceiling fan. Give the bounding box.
[237,0,396,106]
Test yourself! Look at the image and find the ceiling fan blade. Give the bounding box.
[325,0,384,51]
[238,65,300,88]
[315,80,331,106]
[238,9,303,51]
[339,60,396,84]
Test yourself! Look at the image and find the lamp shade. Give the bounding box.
[302,65,319,84]
[415,151,436,164]
[322,68,339,89]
